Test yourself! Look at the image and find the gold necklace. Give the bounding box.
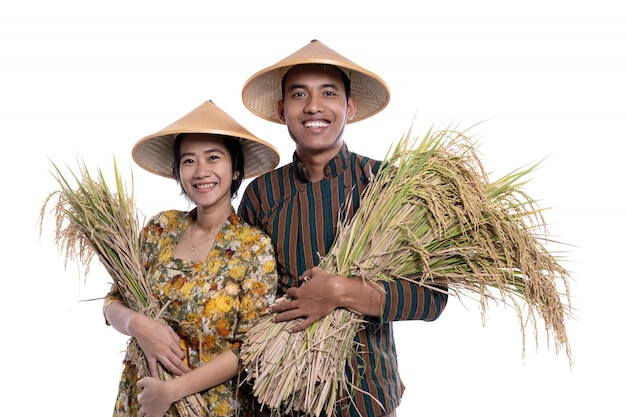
[190,223,218,251]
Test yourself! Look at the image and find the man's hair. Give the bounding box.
[281,64,351,101]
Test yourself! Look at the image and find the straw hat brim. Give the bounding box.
[132,101,280,179]
[242,39,391,124]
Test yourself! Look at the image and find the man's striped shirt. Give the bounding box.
[239,144,448,416]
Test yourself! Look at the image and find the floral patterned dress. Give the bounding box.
[103,209,277,417]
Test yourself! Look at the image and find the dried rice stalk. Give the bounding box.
[241,125,573,417]
[39,158,206,417]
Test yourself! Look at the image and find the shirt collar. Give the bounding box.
[293,143,350,182]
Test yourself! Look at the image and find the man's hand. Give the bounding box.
[269,266,340,332]
[269,266,387,332]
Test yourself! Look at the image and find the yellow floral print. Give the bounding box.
[207,259,222,274]
[103,210,277,417]
[264,259,276,274]
[215,295,234,313]
[229,265,245,279]
[215,400,231,416]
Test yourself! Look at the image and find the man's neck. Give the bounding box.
[296,142,344,182]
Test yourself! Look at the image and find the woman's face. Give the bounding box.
[178,134,234,211]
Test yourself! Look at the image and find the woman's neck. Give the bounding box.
[194,203,232,232]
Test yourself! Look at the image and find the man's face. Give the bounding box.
[278,64,357,157]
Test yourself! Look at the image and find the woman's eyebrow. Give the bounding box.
[180,148,225,158]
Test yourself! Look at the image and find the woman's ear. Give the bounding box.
[233,171,240,180]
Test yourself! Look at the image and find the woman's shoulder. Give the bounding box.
[230,213,271,239]
[144,209,192,232]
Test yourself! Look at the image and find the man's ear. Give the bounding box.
[346,97,357,121]
[277,100,286,123]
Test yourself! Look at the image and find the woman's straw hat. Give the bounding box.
[132,100,280,179]
[242,39,391,124]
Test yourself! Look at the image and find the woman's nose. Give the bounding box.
[194,161,213,177]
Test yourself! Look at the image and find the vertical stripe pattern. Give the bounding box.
[239,144,448,416]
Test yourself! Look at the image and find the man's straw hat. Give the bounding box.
[242,39,391,124]
[132,100,280,179]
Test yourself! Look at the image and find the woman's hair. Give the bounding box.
[172,134,245,202]
[281,64,351,100]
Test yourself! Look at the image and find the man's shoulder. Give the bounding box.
[354,151,381,164]
[344,149,382,172]
[240,163,296,210]
[245,163,294,189]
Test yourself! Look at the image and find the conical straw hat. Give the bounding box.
[132,100,280,179]
[242,39,390,124]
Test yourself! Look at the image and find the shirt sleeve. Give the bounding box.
[238,180,262,227]
[369,279,448,323]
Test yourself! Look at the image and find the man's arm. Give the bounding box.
[269,266,448,332]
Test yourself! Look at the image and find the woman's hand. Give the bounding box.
[105,301,192,377]
[137,377,174,417]
[131,314,191,377]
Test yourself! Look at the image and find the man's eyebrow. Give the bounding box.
[287,82,341,91]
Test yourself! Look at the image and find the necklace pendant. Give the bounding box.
[191,245,195,251]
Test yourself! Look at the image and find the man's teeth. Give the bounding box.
[196,183,216,189]
[305,121,329,128]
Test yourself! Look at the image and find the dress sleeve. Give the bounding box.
[232,232,278,355]
[102,284,123,325]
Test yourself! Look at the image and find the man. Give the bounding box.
[238,39,448,417]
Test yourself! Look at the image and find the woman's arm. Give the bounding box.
[137,350,240,417]
[104,300,190,377]
[103,213,192,377]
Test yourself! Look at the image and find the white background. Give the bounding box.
[1,0,624,415]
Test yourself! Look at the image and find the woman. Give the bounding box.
[103,100,280,417]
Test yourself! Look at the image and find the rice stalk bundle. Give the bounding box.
[241,126,573,417]
[39,158,206,417]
